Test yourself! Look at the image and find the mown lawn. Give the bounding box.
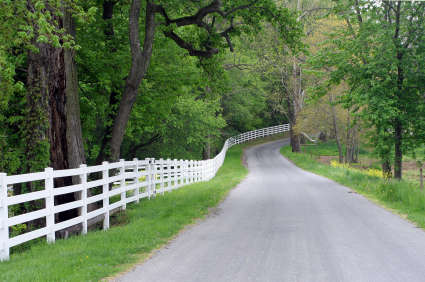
[281,145,425,230]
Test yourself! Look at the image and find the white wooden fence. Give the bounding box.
[0,124,290,261]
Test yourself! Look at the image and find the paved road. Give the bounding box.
[116,139,425,282]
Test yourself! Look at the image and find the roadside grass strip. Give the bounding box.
[281,146,425,230]
[0,145,252,281]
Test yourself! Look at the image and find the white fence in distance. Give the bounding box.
[0,124,290,261]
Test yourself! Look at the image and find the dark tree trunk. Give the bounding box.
[96,0,121,164]
[382,159,392,179]
[63,5,86,170]
[107,0,156,161]
[24,2,85,223]
[329,94,343,163]
[318,131,327,142]
[96,91,120,163]
[345,116,358,164]
[286,96,300,153]
[394,119,402,179]
[289,129,301,152]
[24,44,51,226]
[203,135,211,160]
[46,39,80,222]
[47,46,68,172]
[393,3,403,180]
[25,46,50,175]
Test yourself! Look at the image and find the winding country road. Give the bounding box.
[116,139,425,282]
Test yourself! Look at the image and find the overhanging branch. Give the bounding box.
[152,0,260,58]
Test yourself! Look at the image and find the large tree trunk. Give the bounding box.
[286,60,301,153]
[25,46,51,175]
[64,5,86,170]
[24,2,85,223]
[23,44,51,228]
[107,0,156,161]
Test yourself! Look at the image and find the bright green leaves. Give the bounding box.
[312,0,425,176]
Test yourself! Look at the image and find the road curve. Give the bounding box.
[115,139,425,282]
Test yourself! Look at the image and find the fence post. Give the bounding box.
[156,158,161,194]
[166,159,171,193]
[197,160,201,181]
[133,158,139,203]
[102,161,110,230]
[120,159,126,210]
[45,167,55,243]
[0,173,9,261]
[193,161,196,182]
[152,158,157,198]
[191,160,195,183]
[188,160,192,183]
[178,159,183,188]
[171,159,175,189]
[184,160,188,185]
[145,158,151,199]
[79,164,88,235]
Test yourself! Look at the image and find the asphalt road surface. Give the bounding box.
[116,139,425,282]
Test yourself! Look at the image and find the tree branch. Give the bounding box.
[153,0,260,57]
[163,30,219,57]
[129,133,161,153]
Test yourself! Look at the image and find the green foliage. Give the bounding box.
[0,0,303,175]
[311,1,425,175]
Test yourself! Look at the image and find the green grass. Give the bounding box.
[301,140,372,158]
[301,140,340,156]
[0,142,260,281]
[281,145,425,230]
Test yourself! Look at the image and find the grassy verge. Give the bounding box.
[0,135,284,281]
[281,145,425,229]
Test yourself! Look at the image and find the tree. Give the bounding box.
[243,0,330,152]
[100,0,302,161]
[0,1,97,223]
[312,0,425,179]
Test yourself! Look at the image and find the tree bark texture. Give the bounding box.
[24,1,85,223]
[63,5,86,170]
[394,119,402,179]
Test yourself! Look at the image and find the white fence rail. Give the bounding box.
[0,124,290,260]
